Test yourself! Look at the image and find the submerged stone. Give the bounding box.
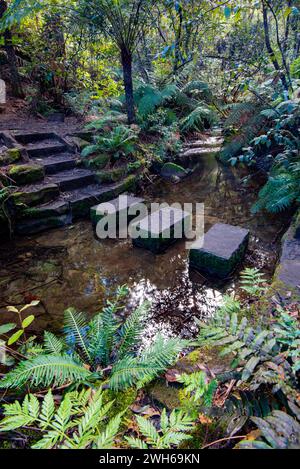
[130,206,191,254]
[189,223,249,279]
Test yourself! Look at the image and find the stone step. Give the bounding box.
[27,143,69,158]
[184,137,224,149]
[48,169,95,191]
[13,132,62,146]
[32,153,77,175]
[66,177,138,220]
[181,147,222,158]
[15,213,72,236]
[130,206,191,254]
[189,223,249,279]
[11,183,60,208]
[18,199,70,220]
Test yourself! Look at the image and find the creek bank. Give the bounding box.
[272,208,300,304]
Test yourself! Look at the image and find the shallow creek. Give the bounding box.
[0,153,288,341]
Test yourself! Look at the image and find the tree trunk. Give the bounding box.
[0,1,24,98]
[121,47,135,124]
[262,2,289,92]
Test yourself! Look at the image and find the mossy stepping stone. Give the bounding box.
[130,206,192,254]
[189,223,249,279]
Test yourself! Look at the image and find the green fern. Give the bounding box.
[177,371,218,407]
[180,105,217,133]
[125,409,194,449]
[0,388,123,449]
[0,354,94,389]
[240,268,267,296]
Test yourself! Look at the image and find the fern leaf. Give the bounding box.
[44,331,65,354]
[0,354,91,389]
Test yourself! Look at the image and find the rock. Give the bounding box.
[11,184,60,207]
[7,164,45,185]
[85,154,109,170]
[160,162,188,183]
[0,148,21,166]
[96,167,126,184]
[189,223,249,279]
[91,195,145,229]
[272,211,300,302]
[130,206,191,254]
[68,136,90,151]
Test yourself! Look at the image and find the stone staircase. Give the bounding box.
[179,127,224,164]
[1,131,137,236]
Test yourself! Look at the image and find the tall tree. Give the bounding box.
[0,0,24,98]
[78,0,152,124]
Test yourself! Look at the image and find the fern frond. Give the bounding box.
[64,308,91,363]
[43,331,65,354]
[0,354,92,389]
[117,302,150,359]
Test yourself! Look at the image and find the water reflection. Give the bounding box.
[0,154,287,338]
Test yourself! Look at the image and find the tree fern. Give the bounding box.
[180,105,217,133]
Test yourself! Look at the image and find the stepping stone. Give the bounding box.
[91,195,145,231]
[13,132,62,145]
[48,168,95,191]
[32,153,77,175]
[189,223,249,279]
[130,206,191,254]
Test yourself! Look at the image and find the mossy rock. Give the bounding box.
[11,184,60,208]
[7,164,45,185]
[19,201,69,220]
[160,162,188,182]
[102,388,137,429]
[70,136,90,151]
[148,381,181,410]
[109,174,139,197]
[85,154,109,170]
[96,167,126,183]
[0,148,21,166]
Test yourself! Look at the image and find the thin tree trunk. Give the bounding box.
[121,47,135,124]
[0,0,24,98]
[262,1,289,92]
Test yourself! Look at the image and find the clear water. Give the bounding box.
[0,152,287,340]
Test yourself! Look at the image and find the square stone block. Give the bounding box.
[91,195,145,234]
[189,223,249,278]
[130,206,191,254]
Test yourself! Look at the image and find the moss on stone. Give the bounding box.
[8,164,44,185]
[11,184,59,208]
[0,148,21,166]
[86,154,110,170]
[96,167,126,183]
[102,388,137,429]
[148,381,181,410]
